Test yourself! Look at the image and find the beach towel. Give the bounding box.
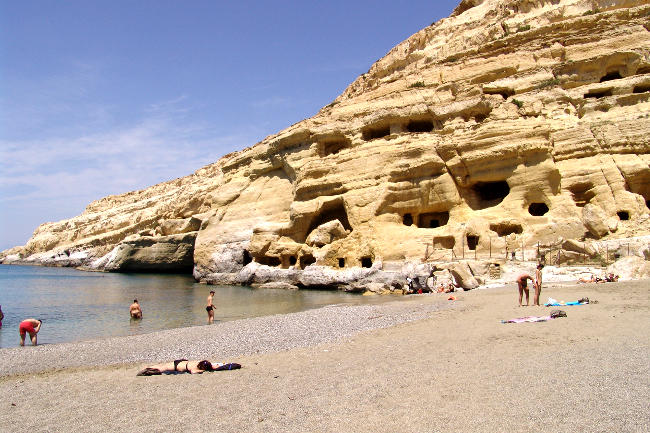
[501,315,552,324]
[544,297,587,307]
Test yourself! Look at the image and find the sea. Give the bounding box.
[0,265,392,349]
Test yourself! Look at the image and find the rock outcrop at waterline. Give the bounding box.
[3,0,650,292]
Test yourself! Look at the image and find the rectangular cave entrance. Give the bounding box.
[433,236,455,250]
[362,125,390,141]
[418,212,449,228]
[406,119,435,133]
[466,235,479,251]
[361,256,373,268]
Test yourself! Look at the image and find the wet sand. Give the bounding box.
[0,280,648,433]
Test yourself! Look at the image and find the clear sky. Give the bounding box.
[0,0,459,251]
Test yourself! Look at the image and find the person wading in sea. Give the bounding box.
[129,299,143,319]
[19,318,42,346]
[206,290,216,323]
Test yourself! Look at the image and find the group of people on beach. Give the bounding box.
[516,264,544,306]
[7,289,218,347]
[577,273,619,284]
[129,290,216,323]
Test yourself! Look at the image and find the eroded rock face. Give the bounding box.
[2,0,649,291]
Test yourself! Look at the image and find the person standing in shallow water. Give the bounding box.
[130,299,142,319]
[19,318,42,346]
[533,264,544,306]
[206,290,216,323]
[0,305,4,327]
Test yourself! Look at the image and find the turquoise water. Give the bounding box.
[0,265,391,348]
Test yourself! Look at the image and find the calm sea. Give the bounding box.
[0,265,391,348]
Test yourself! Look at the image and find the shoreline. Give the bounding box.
[0,291,457,377]
[0,279,648,432]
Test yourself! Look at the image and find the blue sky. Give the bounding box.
[0,0,459,251]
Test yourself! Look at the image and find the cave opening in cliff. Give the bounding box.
[633,84,650,94]
[528,202,549,216]
[469,181,510,210]
[362,125,390,141]
[318,137,351,157]
[289,256,297,266]
[418,211,449,228]
[600,71,622,82]
[466,235,479,250]
[259,256,281,267]
[490,222,523,237]
[483,87,515,99]
[584,89,612,99]
[338,258,345,268]
[406,119,434,133]
[305,201,353,241]
[243,250,253,266]
[361,257,373,268]
[617,211,630,221]
[403,213,414,226]
[300,254,316,269]
[568,183,595,207]
[433,236,455,249]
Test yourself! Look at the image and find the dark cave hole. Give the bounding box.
[617,211,630,221]
[466,235,479,251]
[362,126,390,141]
[243,250,253,266]
[361,257,373,268]
[469,181,510,210]
[338,258,345,268]
[600,71,622,82]
[403,213,414,226]
[406,120,435,133]
[418,211,449,228]
[528,202,549,216]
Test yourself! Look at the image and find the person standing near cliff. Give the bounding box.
[516,273,533,307]
[206,290,216,323]
[533,264,544,306]
[130,299,143,319]
[19,318,42,346]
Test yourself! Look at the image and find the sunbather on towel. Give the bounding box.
[137,359,241,376]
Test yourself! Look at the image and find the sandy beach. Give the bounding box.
[0,280,648,433]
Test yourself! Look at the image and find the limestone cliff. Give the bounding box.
[3,0,650,291]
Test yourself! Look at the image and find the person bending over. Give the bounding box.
[137,359,241,376]
[129,299,143,319]
[19,318,42,346]
[516,273,533,307]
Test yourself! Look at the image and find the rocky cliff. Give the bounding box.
[3,0,650,291]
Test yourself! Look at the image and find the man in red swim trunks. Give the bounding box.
[19,318,42,346]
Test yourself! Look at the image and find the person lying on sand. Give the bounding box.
[137,359,241,376]
[577,274,596,283]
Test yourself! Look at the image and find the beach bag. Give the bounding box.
[550,310,567,318]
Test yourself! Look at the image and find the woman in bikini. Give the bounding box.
[137,359,241,376]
